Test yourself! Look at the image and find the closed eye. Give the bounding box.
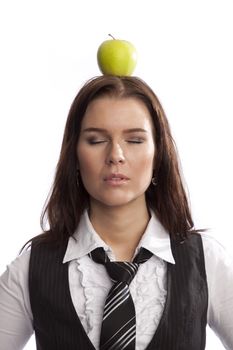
[127,139,144,144]
[87,139,107,145]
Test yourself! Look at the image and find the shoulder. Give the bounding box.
[200,232,233,264]
[0,249,32,321]
[29,239,69,269]
[1,249,31,285]
[2,249,31,275]
[200,235,233,348]
[199,232,233,293]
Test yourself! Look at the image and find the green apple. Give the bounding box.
[97,35,137,76]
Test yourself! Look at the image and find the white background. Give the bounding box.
[0,1,232,349]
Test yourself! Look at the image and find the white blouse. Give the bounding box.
[0,211,233,350]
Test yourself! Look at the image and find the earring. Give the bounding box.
[151,176,157,186]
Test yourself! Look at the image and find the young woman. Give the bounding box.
[0,76,233,350]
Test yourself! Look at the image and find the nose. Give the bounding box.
[105,143,126,165]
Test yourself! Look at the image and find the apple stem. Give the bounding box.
[108,34,116,40]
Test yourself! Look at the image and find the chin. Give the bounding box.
[92,193,145,209]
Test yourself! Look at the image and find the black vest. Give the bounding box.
[29,233,208,350]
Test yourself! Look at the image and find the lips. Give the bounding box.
[104,173,130,181]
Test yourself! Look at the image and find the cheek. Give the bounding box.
[77,147,100,180]
[141,154,154,171]
[132,149,155,181]
[134,144,155,167]
[78,158,95,176]
[77,147,90,174]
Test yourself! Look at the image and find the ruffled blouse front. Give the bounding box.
[69,253,167,350]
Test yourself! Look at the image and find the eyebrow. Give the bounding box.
[82,127,148,133]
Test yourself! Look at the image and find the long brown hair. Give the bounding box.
[30,75,199,246]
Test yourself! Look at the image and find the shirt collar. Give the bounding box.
[63,210,175,265]
[136,210,175,264]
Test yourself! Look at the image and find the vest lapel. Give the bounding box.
[29,240,96,350]
[146,233,208,350]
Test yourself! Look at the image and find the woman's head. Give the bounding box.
[41,76,195,241]
[77,95,156,211]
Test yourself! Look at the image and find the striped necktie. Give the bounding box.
[89,247,153,350]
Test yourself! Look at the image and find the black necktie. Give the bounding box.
[89,247,153,350]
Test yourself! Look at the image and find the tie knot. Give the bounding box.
[89,247,153,285]
[106,261,139,284]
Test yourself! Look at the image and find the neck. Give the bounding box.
[89,200,150,261]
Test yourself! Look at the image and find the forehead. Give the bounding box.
[81,97,154,131]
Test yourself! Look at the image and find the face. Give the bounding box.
[77,96,156,210]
